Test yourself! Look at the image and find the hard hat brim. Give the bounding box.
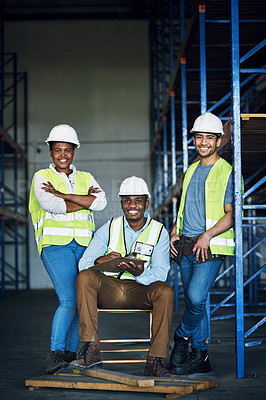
[190,129,224,135]
[118,193,151,198]
[45,138,80,148]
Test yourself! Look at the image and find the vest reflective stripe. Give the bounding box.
[74,228,94,238]
[42,227,74,236]
[206,218,234,233]
[206,218,219,229]
[210,236,235,247]
[108,217,125,253]
[206,218,234,250]
[106,216,163,279]
[176,158,235,256]
[29,168,95,254]
[146,222,161,248]
[40,227,94,237]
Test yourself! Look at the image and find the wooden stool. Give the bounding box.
[97,308,152,363]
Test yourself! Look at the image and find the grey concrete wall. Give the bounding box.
[5,19,151,289]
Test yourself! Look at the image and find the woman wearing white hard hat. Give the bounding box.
[29,124,107,373]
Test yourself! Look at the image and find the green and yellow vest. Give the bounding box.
[106,216,163,279]
[176,158,235,255]
[29,168,95,255]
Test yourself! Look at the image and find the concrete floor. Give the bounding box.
[0,289,265,400]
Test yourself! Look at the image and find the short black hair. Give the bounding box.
[193,132,221,139]
[49,141,76,151]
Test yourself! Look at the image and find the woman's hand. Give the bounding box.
[41,181,62,197]
[88,186,102,195]
[41,182,103,212]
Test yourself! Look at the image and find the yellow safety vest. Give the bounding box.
[176,158,235,255]
[29,168,95,255]
[106,216,163,279]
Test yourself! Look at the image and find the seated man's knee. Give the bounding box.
[154,281,174,302]
[76,268,96,289]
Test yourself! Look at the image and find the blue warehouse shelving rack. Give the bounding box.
[150,0,266,378]
[0,2,29,299]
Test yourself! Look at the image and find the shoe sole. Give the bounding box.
[188,366,211,374]
[69,360,102,370]
[46,362,69,374]
[47,367,68,374]
[171,366,211,375]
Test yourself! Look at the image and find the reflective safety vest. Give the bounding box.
[176,158,235,255]
[106,216,164,279]
[29,168,95,255]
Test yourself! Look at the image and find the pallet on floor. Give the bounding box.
[71,367,155,387]
[25,369,217,398]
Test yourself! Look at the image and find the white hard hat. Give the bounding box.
[118,176,151,198]
[190,112,224,136]
[45,124,80,148]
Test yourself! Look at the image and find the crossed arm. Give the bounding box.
[41,182,101,213]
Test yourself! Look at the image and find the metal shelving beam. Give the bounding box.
[179,0,188,174]
[231,0,245,379]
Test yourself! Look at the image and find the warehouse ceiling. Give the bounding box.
[2,0,196,20]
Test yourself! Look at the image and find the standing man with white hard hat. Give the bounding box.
[169,112,234,375]
[70,176,175,377]
[29,124,107,373]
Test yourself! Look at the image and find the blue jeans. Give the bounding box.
[41,240,86,352]
[176,254,223,350]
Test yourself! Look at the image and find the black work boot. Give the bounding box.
[171,348,211,375]
[169,332,189,370]
[64,351,77,363]
[46,350,68,374]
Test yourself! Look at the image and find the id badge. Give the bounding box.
[134,242,154,257]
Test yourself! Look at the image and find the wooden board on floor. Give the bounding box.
[25,372,217,397]
[154,376,218,390]
[71,367,154,387]
[71,368,217,391]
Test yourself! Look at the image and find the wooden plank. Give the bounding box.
[155,377,218,390]
[72,367,154,387]
[165,378,218,399]
[241,113,266,120]
[153,378,206,391]
[61,372,213,388]
[101,348,149,352]
[25,374,194,395]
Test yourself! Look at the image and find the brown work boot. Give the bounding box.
[69,341,102,369]
[144,354,176,377]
